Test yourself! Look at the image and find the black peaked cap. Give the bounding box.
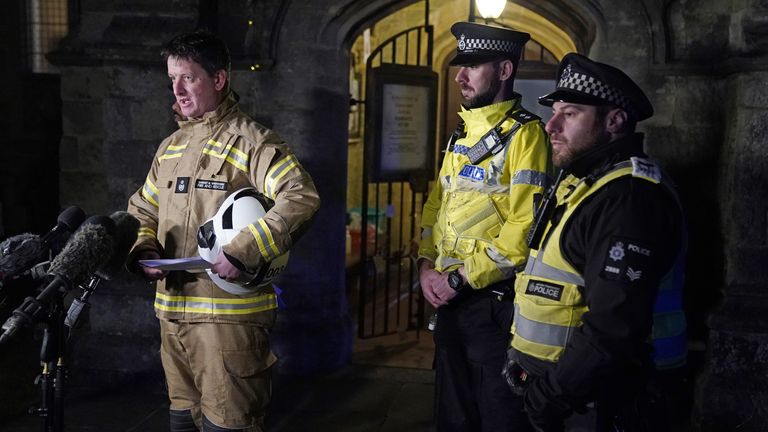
[538,53,654,121]
[449,21,530,66]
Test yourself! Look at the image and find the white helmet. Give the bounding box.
[197,187,289,294]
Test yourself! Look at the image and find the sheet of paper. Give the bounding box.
[139,257,213,271]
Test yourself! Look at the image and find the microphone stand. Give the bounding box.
[0,276,72,432]
[31,293,67,432]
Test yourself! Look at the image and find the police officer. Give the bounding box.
[418,22,551,432]
[502,53,687,432]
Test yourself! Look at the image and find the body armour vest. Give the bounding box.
[511,158,687,368]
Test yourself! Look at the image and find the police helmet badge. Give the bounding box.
[559,64,573,87]
[538,53,655,121]
[449,22,530,66]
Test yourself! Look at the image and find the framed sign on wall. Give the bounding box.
[366,64,437,183]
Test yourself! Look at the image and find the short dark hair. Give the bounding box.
[161,30,230,76]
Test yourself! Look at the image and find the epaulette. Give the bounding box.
[509,109,541,125]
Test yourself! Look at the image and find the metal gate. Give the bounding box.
[354,10,435,339]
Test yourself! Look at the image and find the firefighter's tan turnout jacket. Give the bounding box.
[127,92,320,325]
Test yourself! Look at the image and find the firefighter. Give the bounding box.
[127,31,320,432]
[503,53,687,432]
[418,21,552,432]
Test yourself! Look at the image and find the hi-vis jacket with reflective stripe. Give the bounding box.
[127,91,320,325]
[511,146,685,375]
[418,97,552,289]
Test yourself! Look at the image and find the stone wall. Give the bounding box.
[2,0,768,429]
[48,0,354,388]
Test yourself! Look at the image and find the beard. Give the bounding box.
[463,74,502,109]
[553,120,613,168]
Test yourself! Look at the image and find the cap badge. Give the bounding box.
[458,34,466,51]
[559,64,574,86]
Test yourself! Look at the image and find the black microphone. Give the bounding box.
[0,215,115,344]
[96,211,140,280]
[42,206,87,256]
[66,211,139,329]
[0,206,86,284]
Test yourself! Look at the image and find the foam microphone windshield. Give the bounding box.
[0,234,46,281]
[48,215,116,287]
[0,206,85,283]
[44,205,87,255]
[95,211,140,280]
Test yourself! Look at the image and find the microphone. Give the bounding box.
[0,206,86,284]
[0,234,46,282]
[66,211,139,329]
[42,206,87,256]
[0,215,115,344]
[95,211,140,280]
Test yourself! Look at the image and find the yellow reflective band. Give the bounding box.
[137,227,157,239]
[154,291,278,315]
[141,178,159,207]
[257,219,279,258]
[158,143,188,161]
[203,139,249,173]
[248,222,275,260]
[265,155,299,198]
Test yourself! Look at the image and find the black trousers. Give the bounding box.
[433,289,533,432]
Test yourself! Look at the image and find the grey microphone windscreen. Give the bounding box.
[48,216,116,287]
[0,233,46,280]
[96,211,140,280]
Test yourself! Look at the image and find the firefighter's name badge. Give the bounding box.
[195,179,228,191]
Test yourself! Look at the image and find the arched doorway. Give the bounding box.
[341,0,578,370]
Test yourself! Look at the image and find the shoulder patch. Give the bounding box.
[510,109,541,125]
[630,157,661,183]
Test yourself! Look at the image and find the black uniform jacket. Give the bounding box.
[519,133,685,417]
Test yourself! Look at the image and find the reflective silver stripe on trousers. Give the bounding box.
[524,256,585,286]
[514,303,571,347]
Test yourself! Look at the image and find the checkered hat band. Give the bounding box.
[558,72,632,112]
[462,38,516,54]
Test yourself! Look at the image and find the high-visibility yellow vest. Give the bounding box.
[511,158,685,363]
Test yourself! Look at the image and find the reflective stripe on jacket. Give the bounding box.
[127,91,320,324]
[511,158,686,364]
[418,97,552,289]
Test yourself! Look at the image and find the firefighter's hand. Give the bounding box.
[419,260,447,308]
[138,250,168,281]
[212,251,242,281]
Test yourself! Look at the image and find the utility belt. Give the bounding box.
[457,278,515,302]
[484,280,514,301]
